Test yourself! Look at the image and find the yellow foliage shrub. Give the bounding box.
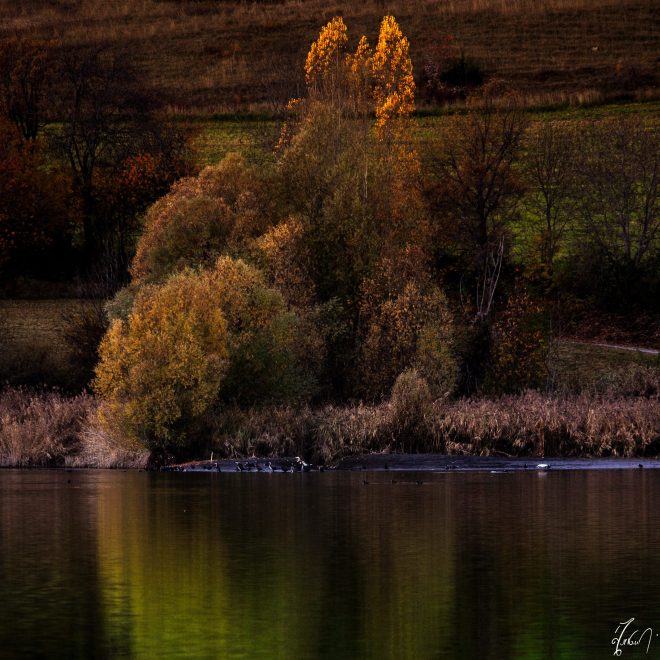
[96,256,317,448]
[208,256,316,404]
[94,270,229,447]
[131,153,269,285]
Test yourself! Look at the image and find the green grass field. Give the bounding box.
[187,117,280,167]
[187,100,660,166]
[551,340,659,390]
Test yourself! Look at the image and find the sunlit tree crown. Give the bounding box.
[304,16,348,91]
[345,35,372,116]
[372,16,415,129]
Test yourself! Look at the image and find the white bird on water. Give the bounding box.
[536,463,550,470]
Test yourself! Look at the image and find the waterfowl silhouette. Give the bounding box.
[295,456,313,472]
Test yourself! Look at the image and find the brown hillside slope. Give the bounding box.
[0,0,657,113]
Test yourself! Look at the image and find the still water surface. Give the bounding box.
[1,469,660,659]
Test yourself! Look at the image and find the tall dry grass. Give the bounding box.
[2,362,657,468]
[0,388,148,467]
[435,392,659,457]
[67,406,149,468]
[205,365,660,463]
[0,388,91,466]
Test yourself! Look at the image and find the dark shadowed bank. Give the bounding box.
[1,375,658,469]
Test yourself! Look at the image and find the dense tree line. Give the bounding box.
[1,18,657,452]
[90,16,659,453]
[0,37,192,293]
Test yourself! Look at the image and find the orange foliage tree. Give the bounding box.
[280,15,424,301]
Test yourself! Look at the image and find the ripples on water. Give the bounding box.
[1,470,660,659]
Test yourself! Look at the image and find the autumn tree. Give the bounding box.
[279,16,427,395]
[298,14,414,132]
[371,15,415,131]
[0,37,54,141]
[281,15,423,303]
[256,216,315,309]
[95,270,229,447]
[572,117,659,310]
[523,121,577,283]
[304,16,350,107]
[358,246,456,400]
[96,255,316,447]
[208,257,315,404]
[51,45,191,281]
[130,153,273,286]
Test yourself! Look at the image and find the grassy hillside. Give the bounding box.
[0,299,96,385]
[186,98,659,165]
[1,0,657,113]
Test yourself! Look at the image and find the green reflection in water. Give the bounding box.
[94,474,455,659]
[2,470,660,659]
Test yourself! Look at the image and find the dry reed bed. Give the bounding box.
[1,364,658,467]
[211,376,660,464]
[1,0,656,112]
[0,388,92,467]
[0,388,148,468]
[435,393,659,458]
[316,394,660,461]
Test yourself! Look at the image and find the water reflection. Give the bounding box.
[1,470,660,658]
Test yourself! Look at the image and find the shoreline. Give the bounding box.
[161,454,660,473]
[1,384,658,470]
[4,454,660,473]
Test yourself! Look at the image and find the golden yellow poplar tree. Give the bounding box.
[372,16,415,129]
[345,35,373,117]
[304,16,348,101]
[282,14,424,279]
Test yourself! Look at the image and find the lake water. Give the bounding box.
[2,469,660,659]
